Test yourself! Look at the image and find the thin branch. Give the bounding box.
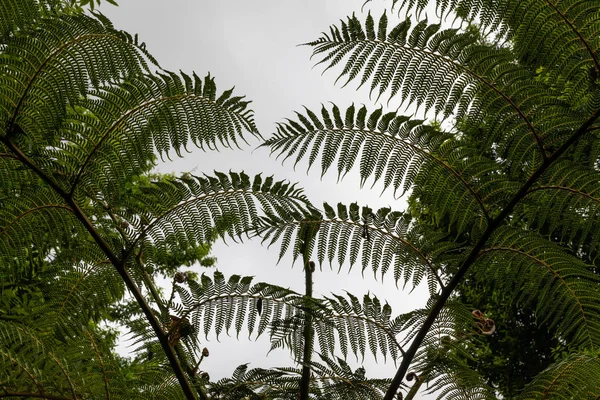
[382,106,600,400]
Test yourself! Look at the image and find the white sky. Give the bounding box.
[101,1,435,398]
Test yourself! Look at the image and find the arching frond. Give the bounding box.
[318,292,404,363]
[265,105,491,232]
[516,351,600,399]
[256,203,442,289]
[0,12,151,138]
[523,160,600,260]
[211,358,390,400]
[63,72,258,198]
[477,227,600,348]
[0,0,41,37]
[121,172,313,262]
[0,321,152,399]
[174,271,302,341]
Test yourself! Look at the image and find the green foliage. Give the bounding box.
[4,0,600,399]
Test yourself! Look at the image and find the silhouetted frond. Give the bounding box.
[265,105,491,233]
[256,203,441,290]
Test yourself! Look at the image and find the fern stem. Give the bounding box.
[382,107,600,400]
[0,136,204,400]
[299,226,316,399]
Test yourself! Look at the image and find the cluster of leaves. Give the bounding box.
[3,0,600,399]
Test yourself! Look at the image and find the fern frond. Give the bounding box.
[257,203,442,290]
[523,160,600,260]
[175,271,303,341]
[64,72,258,198]
[0,12,150,138]
[477,227,600,348]
[0,321,151,399]
[265,105,491,231]
[120,172,312,264]
[319,292,404,363]
[0,0,41,38]
[516,351,600,399]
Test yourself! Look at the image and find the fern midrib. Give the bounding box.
[382,105,600,400]
[479,246,591,345]
[527,185,600,204]
[318,36,545,157]
[47,350,78,399]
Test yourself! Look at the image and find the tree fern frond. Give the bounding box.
[319,292,405,363]
[64,72,258,198]
[265,105,492,231]
[0,12,151,138]
[0,0,41,38]
[0,321,149,399]
[516,351,600,399]
[523,160,600,260]
[477,227,600,348]
[120,172,312,264]
[164,271,303,342]
[256,203,443,289]
[424,357,497,400]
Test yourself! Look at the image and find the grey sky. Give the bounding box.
[101,1,434,397]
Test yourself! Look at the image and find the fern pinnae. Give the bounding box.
[477,228,600,348]
[266,105,491,232]
[516,351,600,399]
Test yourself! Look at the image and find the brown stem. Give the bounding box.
[382,107,600,400]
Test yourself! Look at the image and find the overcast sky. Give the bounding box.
[101,1,435,397]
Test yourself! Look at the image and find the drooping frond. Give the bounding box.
[318,292,404,363]
[424,358,497,400]
[0,321,154,399]
[174,271,302,341]
[0,0,41,37]
[365,0,600,76]
[0,11,151,139]
[306,13,480,117]
[122,172,313,263]
[309,354,390,399]
[256,202,443,289]
[516,351,600,399]
[475,227,600,349]
[265,105,492,232]
[62,72,258,199]
[268,290,408,365]
[522,160,600,261]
